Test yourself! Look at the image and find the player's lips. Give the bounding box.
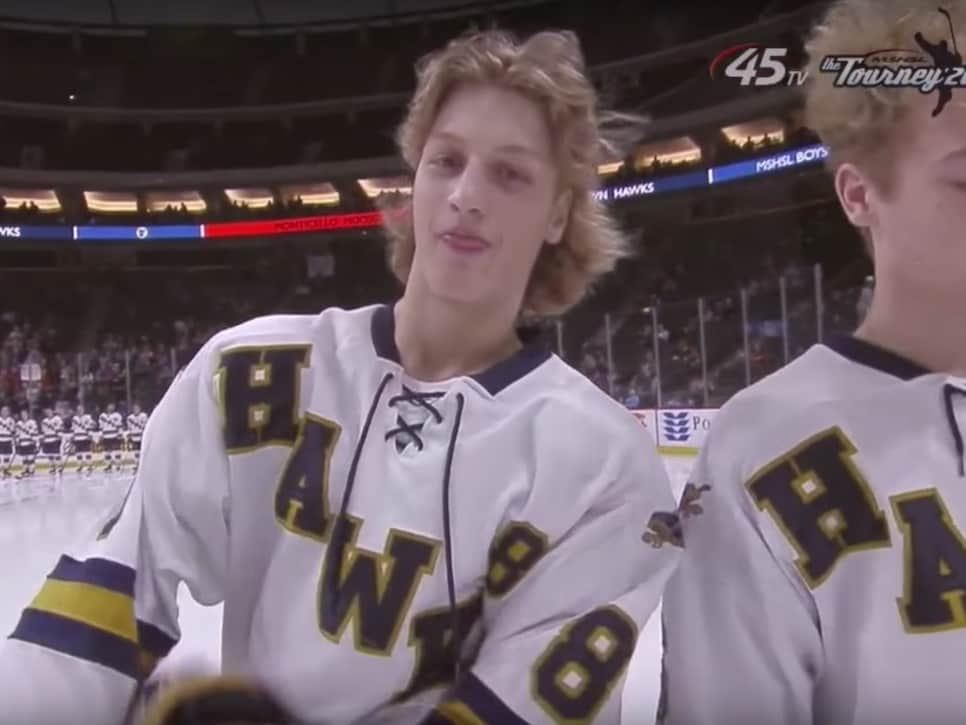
[438,230,491,253]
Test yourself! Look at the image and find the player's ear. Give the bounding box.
[834,162,876,229]
[545,188,572,247]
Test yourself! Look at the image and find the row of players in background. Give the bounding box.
[0,402,148,478]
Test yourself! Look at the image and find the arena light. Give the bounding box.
[597,161,625,176]
[145,190,207,213]
[224,188,274,209]
[357,176,412,199]
[83,191,138,214]
[0,188,61,212]
[722,119,785,145]
[633,137,702,170]
[279,183,340,207]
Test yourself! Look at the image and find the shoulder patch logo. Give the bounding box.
[679,482,712,518]
[642,510,683,549]
[641,482,712,549]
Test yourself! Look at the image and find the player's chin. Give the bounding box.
[430,283,491,307]
[426,266,496,302]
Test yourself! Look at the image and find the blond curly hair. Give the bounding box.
[381,28,645,318]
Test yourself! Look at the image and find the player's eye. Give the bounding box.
[428,153,460,171]
[494,163,529,186]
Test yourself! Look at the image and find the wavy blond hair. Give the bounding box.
[803,0,966,194]
[381,28,645,318]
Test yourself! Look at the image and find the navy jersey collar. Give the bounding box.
[826,335,931,380]
[370,303,552,395]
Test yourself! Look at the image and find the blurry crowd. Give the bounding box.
[0,190,869,425]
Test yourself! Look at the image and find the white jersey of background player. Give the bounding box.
[71,405,97,475]
[40,408,65,475]
[15,409,39,440]
[126,403,148,472]
[0,405,15,477]
[99,402,124,472]
[0,30,677,725]
[15,409,39,478]
[126,403,147,444]
[659,3,966,725]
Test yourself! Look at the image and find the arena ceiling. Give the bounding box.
[0,0,552,28]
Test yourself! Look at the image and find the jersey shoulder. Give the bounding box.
[702,343,909,489]
[208,305,373,348]
[198,305,379,370]
[548,355,652,446]
[511,355,662,493]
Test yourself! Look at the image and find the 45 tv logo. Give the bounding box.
[710,44,808,87]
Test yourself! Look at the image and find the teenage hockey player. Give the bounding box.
[70,404,97,476]
[99,402,124,473]
[0,28,678,725]
[659,2,966,725]
[40,407,65,477]
[0,405,15,479]
[15,408,38,479]
[126,402,148,472]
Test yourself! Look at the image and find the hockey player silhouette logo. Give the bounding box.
[818,8,965,118]
[677,482,712,517]
[915,8,962,116]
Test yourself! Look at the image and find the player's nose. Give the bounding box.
[447,162,485,217]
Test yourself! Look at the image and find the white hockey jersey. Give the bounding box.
[126,411,147,438]
[99,411,122,437]
[16,418,38,441]
[0,303,678,725]
[71,414,96,438]
[41,415,64,440]
[660,337,966,725]
[0,415,15,441]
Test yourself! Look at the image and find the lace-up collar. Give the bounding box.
[369,303,552,395]
[385,387,444,452]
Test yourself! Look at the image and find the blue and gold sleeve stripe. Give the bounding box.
[424,674,528,725]
[137,618,177,676]
[8,555,177,681]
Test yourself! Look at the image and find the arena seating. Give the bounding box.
[0,194,869,421]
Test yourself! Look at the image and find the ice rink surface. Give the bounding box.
[0,455,695,724]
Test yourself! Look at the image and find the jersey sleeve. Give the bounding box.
[427,423,679,725]
[659,424,823,725]
[0,341,231,725]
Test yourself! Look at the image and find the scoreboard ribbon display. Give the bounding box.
[2,144,828,243]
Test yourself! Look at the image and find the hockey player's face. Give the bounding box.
[839,95,966,295]
[411,82,569,308]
